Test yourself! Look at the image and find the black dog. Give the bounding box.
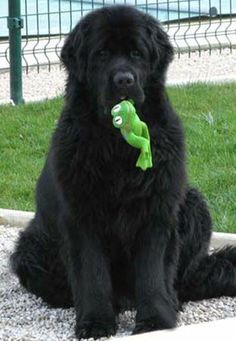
[11,5,236,340]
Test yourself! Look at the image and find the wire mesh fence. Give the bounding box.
[1,0,236,72]
[0,1,235,103]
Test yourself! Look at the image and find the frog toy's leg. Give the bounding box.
[124,131,152,170]
[137,122,153,170]
[136,150,153,170]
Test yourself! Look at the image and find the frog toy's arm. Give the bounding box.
[111,100,153,171]
[141,121,151,141]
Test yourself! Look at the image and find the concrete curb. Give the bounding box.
[0,208,236,247]
[211,232,236,248]
[0,208,34,228]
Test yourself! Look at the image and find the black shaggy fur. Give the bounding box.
[11,5,236,340]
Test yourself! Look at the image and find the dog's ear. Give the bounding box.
[61,21,88,82]
[146,18,174,79]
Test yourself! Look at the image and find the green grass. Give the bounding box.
[0,98,61,211]
[168,83,236,232]
[0,83,235,232]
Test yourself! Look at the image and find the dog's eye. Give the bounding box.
[130,50,142,58]
[97,50,110,60]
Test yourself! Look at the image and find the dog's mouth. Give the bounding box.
[106,91,144,109]
[99,82,145,115]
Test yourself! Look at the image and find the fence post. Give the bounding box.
[8,0,24,104]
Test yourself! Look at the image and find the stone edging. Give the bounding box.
[0,208,236,247]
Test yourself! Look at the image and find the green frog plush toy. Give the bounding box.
[111,100,153,171]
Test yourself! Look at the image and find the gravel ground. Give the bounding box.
[0,225,236,340]
[0,48,236,104]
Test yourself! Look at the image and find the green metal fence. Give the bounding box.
[0,1,235,104]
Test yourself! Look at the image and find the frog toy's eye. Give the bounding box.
[113,104,121,113]
[114,116,123,125]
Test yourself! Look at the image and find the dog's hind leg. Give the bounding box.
[177,187,236,302]
[10,217,73,308]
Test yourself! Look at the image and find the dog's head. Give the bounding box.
[61,5,173,110]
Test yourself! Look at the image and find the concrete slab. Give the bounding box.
[115,317,236,341]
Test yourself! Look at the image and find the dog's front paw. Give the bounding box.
[133,319,159,335]
[133,314,176,335]
[75,319,117,340]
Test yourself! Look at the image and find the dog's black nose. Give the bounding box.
[113,72,135,88]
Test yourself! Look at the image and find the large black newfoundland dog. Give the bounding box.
[11,5,236,340]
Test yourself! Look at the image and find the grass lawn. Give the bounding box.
[0,83,235,232]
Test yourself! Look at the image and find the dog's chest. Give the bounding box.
[73,134,150,210]
[78,127,140,174]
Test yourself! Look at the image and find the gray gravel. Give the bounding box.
[0,225,236,340]
[0,48,236,104]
